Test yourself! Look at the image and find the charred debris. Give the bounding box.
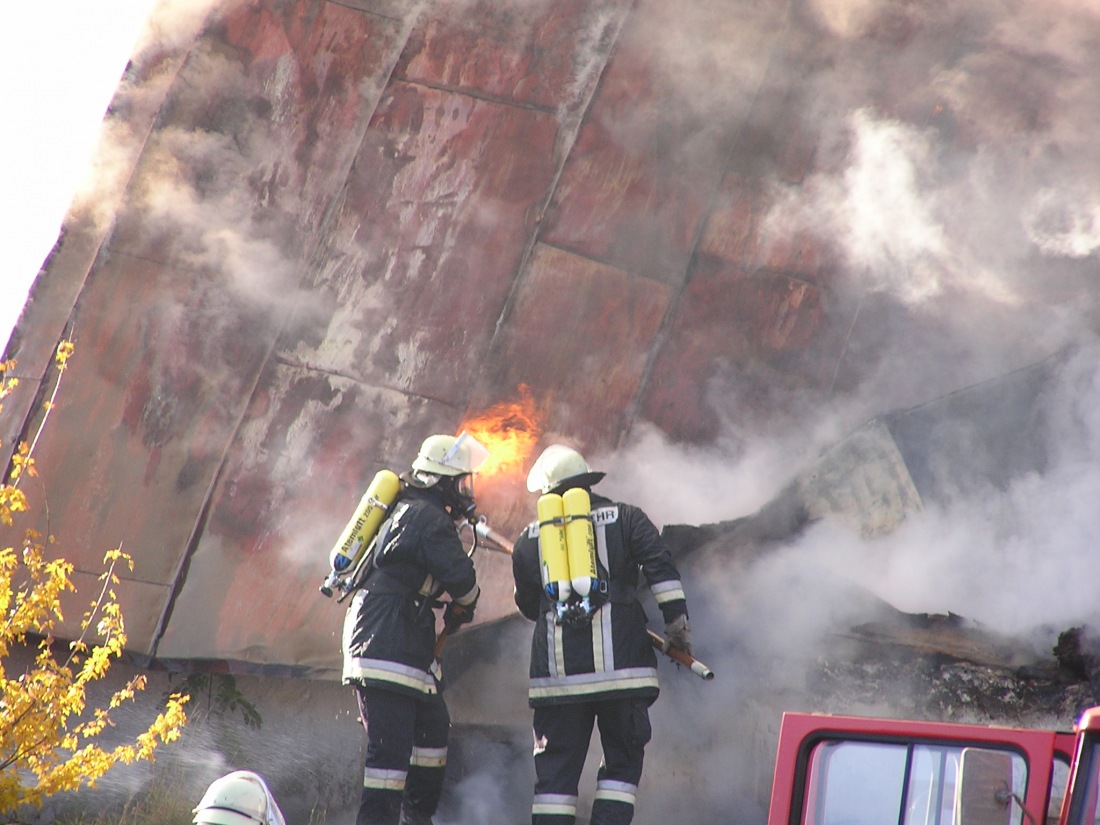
[659,351,1100,725]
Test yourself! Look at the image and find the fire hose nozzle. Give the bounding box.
[647,629,714,681]
[474,517,515,555]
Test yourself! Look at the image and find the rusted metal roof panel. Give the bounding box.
[538,60,717,286]
[306,79,558,403]
[213,0,407,224]
[395,0,631,111]
[135,0,403,254]
[153,366,462,671]
[477,243,670,446]
[7,0,820,673]
[4,0,414,660]
[639,254,832,443]
[697,172,831,280]
[7,0,830,674]
[539,0,792,286]
[16,243,281,654]
[155,50,563,669]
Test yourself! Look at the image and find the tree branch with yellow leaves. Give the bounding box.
[0,341,189,813]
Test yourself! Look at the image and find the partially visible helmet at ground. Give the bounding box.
[193,770,286,825]
[526,444,606,494]
[412,432,490,477]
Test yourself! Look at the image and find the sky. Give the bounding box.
[0,1,158,355]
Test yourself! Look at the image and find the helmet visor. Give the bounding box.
[442,431,490,474]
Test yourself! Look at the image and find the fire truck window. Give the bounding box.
[1047,756,1068,825]
[904,745,962,825]
[804,740,1026,825]
[806,741,907,824]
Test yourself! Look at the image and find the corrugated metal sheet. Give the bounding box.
[3,0,1094,678]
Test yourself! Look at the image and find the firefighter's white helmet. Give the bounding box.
[193,770,286,825]
[526,444,606,494]
[412,431,490,477]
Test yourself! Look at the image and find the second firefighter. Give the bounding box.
[511,444,692,825]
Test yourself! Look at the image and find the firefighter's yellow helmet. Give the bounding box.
[193,770,285,825]
[526,444,606,494]
[412,431,490,477]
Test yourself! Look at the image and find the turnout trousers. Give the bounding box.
[530,697,652,825]
[355,685,450,825]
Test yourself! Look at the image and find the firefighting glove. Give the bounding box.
[664,614,693,657]
[443,600,475,632]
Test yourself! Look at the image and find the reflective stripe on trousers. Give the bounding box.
[355,685,450,825]
[533,793,578,818]
[530,698,650,825]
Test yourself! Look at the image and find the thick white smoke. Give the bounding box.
[768,110,952,304]
[811,341,1100,637]
[742,0,1100,642]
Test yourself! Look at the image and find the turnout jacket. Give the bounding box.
[342,486,479,698]
[512,490,688,707]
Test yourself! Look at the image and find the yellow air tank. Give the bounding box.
[563,487,598,598]
[537,493,571,602]
[328,469,402,575]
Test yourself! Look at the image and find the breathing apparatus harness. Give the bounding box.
[320,462,479,599]
[538,484,609,627]
[556,586,610,627]
[554,568,610,626]
[320,469,404,600]
[325,467,480,648]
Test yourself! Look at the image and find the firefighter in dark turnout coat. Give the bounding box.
[512,444,692,825]
[342,433,488,825]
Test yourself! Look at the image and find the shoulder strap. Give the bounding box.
[345,509,398,595]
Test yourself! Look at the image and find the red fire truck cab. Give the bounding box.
[766,706,1100,825]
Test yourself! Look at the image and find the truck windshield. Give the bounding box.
[802,738,1027,825]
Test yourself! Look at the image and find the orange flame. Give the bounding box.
[460,385,542,480]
